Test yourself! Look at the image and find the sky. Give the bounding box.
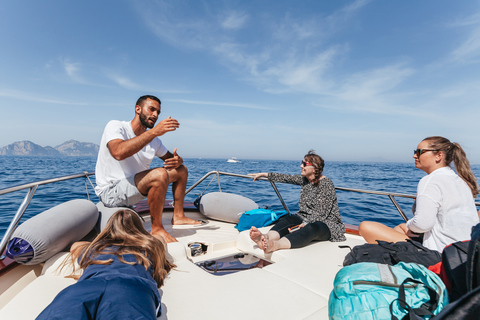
[1,0,480,163]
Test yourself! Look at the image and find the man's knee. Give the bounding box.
[149,167,169,187]
[169,165,188,183]
[177,164,188,177]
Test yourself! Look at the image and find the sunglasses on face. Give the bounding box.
[301,160,314,167]
[414,149,439,157]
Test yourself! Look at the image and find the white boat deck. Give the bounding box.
[0,208,366,320]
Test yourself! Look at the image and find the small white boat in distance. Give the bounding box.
[227,157,239,163]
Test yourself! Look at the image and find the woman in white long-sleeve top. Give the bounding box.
[359,136,479,252]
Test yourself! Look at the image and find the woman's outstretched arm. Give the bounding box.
[248,172,268,181]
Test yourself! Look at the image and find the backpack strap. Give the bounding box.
[376,240,399,251]
[405,239,430,252]
[451,241,469,254]
[390,277,439,320]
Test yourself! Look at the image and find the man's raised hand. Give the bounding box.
[152,116,180,137]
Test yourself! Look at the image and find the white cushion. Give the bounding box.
[41,252,82,277]
[0,276,76,320]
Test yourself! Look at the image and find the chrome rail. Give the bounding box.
[335,186,416,222]
[0,171,95,260]
[187,171,480,223]
[1,170,479,260]
[185,171,291,214]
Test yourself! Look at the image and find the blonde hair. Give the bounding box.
[69,209,175,287]
[424,136,479,197]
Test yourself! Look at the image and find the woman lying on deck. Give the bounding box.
[359,136,479,253]
[248,150,346,253]
[36,209,175,320]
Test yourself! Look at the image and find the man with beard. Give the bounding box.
[95,95,201,243]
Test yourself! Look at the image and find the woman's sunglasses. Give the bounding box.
[413,149,439,157]
[301,161,314,167]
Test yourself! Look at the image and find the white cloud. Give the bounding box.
[138,0,370,96]
[168,99,273,110]
[451,26,480,63]
[0,88,88,105]
[259,46,343,94]
[444,11,480,63]
[337,63,416,101]
[449,12,480,28]
[221,11,248,30]
[105,72,140,90]
[62,58,84,83]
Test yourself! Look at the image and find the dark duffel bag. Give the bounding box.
[342,239,441,268]
[440,241,470,302]
[433,285,480,320]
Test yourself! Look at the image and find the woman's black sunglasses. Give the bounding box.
[414,149,439,157]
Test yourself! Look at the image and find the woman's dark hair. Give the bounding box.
[423,136,478,196]
[304,149,325,185]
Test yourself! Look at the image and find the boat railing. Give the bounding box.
[186,171,294,215]
[186,171,480,224]
[0,172,95,260]
[186,171,415,221]
[1,170,480,260]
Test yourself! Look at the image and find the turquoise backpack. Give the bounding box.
[328,262,448,320]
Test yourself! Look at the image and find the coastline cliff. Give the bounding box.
[0,140,99,156]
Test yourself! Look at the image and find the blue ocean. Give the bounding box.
[1,156,479,239]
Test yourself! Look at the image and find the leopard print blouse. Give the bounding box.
[268,172,346,242]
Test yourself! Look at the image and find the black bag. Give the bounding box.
[441,241,469,301]
[432,285,480,320]
[467,223,480,292]
[433,223,480,319]
[342,239,441,268]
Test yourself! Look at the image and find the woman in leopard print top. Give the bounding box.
[249,150,346,253]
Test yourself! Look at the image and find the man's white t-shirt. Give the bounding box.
[94,120,168,195]
[406,166,478,252]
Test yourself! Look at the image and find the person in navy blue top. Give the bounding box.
[36,209,175,320]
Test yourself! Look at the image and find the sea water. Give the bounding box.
[1,156,479,238]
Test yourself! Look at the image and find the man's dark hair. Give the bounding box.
[136,95,161,107]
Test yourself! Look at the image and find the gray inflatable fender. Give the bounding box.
[9,199,99,265]
[197,192,259,223]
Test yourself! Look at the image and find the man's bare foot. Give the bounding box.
[171,216,202,226]
[152,230,178,243]
[152,233,167,247]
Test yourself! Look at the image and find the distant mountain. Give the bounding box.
[55,140,99,157]
[0,140,99,156]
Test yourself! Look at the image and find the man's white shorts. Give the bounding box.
[98,175,146,207]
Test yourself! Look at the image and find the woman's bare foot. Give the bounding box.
[250,227,266,250]
[250,227,263,242]
[262,234,277,253]
[262,235,290,253]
